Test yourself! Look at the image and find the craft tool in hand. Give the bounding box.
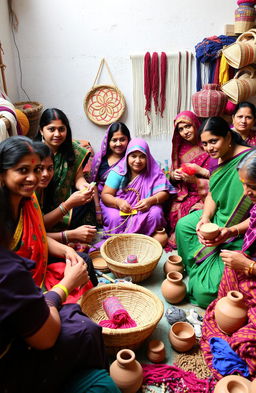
[120,209,137,216]
[95,269,115,283]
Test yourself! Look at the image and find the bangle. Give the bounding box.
[234,225,240,237]
[52,284,69,299]
[155,194,159,204]
[248,261,256,275]
[63,231,69,244]
[59,203,69,216]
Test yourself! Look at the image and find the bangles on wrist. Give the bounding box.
[52,283,69,299]
[234,225,240,237]
[61,231,69,244]
[59,203,69,216]
[248,260,256,276]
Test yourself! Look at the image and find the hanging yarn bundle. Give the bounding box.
[160,52,167,117]
[151,52,159,114]
[99,296,137,329]
[144,52,152,122]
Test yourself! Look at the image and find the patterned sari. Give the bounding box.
[167,111,210,250]
[176,149,252,308]
[201,205,256,379]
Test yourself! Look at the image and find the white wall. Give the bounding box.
[10,0,235,163]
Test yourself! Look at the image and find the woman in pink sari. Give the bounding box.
[167,111,210,250]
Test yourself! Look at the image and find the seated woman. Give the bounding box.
[232,101,256,146]
[176,117,252,308]
[201,149,256,379]
[167,111,210,250]
[0,136,97,303]
[91,122,131,223]
[36,143,96,251]
[35,108,96,230]
[100,138,176,239]
[0,190,120,393]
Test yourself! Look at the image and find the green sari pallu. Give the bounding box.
[176,151,252,308]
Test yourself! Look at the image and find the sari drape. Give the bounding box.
[168,111,210,250]
[175,150,252,308]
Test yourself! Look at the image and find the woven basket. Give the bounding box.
[14,101,43,138]
[221,65,256,104]
[100,234,163,283]
[81,283,164,354]
[223,29,256,69]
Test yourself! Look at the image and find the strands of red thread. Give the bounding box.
[142,364,215,393]
[151,52,159,114]
[144,52,152,122]
[160,52,167,117]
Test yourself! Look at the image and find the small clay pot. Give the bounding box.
[214,374,251,393]
[161,271,186,304]
[169,321,196,352]
[163,255,184,275]
[110,349,143,393]
[215,290,248,335]
[152,228,168,247]
[147,340,166,363]
[200,223,220,240]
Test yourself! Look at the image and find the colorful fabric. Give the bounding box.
[100,138,176,238]
[0,248,108,393]
[91,125,124,195]
[53,140,89,227]
[167,111,210,250]
[176,150,252,308]
[219,53,230,86]
[99,296,137,329]
[76,139,94,181]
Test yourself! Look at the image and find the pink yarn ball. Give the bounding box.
[224,101,236,115]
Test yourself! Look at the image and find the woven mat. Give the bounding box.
[174,343,212,380]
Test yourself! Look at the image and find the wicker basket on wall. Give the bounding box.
[14,101,43,138]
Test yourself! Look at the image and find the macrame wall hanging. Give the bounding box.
[131,51,192,136]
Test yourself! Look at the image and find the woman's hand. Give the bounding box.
[172,169,183,181]
[63,246,85,265]
[134,198,152,212]
[197,227,233,247]
[116,199,132,213]
[180,172,197,183]
[64,258,90,289]
[220,249,251,274]
[68,225,97,243]
[65,189,94,209]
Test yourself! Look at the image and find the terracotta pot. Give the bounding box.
[152,228,168,247]
[215,290,248,335]
[200,223,220,240]
[214,374,251,393]
[110,349,143,393]
[161,271,186,304]
[169,321,196,352]
[192,83,228,118]
[147,339,166,363]
[163,255,184,275]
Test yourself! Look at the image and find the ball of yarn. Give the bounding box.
[15,109,30,135]
[165,306,187,325]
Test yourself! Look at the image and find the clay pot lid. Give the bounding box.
[200,223,219,234]
[89,251,109,272]
[148,340,165,352]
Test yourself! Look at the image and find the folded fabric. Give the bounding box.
[210,337,250,377]
[99,296,137,329]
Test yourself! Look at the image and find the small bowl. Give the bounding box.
[200,223,220,240]
[89,250,110,272]
[169,321,196,352]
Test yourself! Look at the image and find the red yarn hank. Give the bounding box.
[160,52,167,117]
[144,52,152,122]
[151,52,159,114]
[180,163,197,175]
[142,364,216,393]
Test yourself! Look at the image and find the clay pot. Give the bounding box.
[152,228,168,247]
[214,374,251,393]
[163,255,184,275]
[110,349,143,393]
[192,83,228,118]
[200,223,220,240]
[147,340,166,363]
[161,271,186,304]
[215,290,248,335]
[169,321,196,352]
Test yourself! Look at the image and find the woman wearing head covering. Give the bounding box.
[167,111,210,250]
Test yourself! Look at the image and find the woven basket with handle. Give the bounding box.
[221,65,256,103]
[84,58,126,126]
[223,29,256,69]
[100,233,163,283]
[81,283,164,354]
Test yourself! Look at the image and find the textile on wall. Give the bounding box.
[131,52,192,137]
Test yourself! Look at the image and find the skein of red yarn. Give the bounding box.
[180,163,197,175]
[144,52,151,122]
[151,52,159,114]
[160,52,167,117]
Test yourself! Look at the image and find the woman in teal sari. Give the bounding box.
[35,108,96,231]
[176,117,252,308]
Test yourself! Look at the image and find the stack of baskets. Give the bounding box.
[14,101,43,138]
[81,283,164,354]
[100,234,163,283]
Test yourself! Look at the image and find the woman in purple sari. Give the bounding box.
[100,138,176,238]
[91,122,131,223]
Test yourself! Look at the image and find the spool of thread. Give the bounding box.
[126,255,138,264]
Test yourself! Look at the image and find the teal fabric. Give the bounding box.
[105,170,124,189]
[64,369,121,393]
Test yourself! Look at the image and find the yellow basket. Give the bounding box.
[100,233,163,283]
[81,283,164,354]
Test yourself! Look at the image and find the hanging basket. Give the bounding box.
[223,29,256,69]
[84,59,126,126]
[14,101,43,138]
[221,65,256,104]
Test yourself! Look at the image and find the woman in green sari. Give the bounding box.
[35,108,96,231]
[176,117,252,308]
